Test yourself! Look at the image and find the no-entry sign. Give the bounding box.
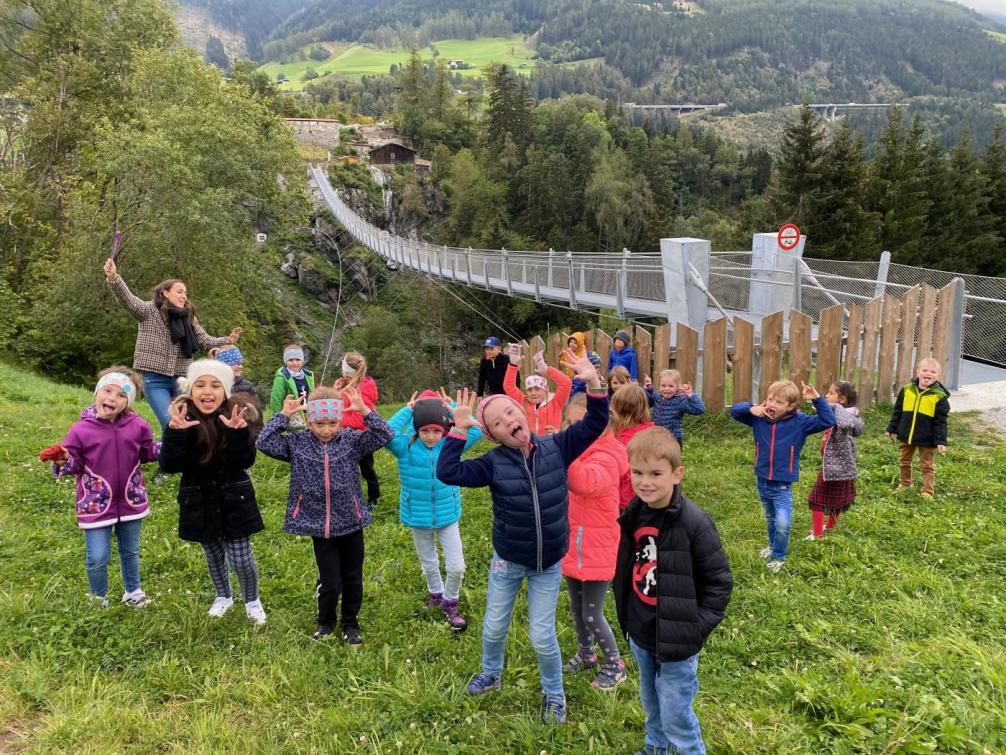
[777,223,800,251]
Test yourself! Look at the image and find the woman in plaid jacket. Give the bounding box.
[103,258,241,433]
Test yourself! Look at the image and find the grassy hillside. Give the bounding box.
[1,360,1005,751]
[259,36,536,90]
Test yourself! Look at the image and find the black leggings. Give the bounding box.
[359,452,380,503]
[312,530,365,628]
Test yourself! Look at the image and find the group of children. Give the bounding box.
[44,322,952,751]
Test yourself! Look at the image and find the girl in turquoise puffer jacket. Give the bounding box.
[386,390,483,631]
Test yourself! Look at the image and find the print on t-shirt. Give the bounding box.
[632,525,659,606]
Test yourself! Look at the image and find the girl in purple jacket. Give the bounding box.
[42,367,160,607]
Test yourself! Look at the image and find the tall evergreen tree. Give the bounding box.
[772,105,825,237]
[486,65,532,157]
[980,124,1006,275]
[813,120,879,260]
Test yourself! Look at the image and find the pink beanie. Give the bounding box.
[476,394,525,440]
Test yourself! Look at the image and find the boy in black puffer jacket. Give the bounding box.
[614,427,732,755]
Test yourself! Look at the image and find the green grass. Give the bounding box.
[1,358,1005,752]
[259,36,537,91]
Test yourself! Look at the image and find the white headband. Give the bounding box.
[95,372,136,407]
[341,357,357,376]
[525,375,548,390]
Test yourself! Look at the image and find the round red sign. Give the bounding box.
[777,223,800,251]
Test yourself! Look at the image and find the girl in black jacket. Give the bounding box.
[160,359,267,625]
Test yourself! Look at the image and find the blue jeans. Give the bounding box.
[481,553,564,697]
[629,639,705,755]
[84,519,143,597]
[757,477,793,561]
[142,371,178,433]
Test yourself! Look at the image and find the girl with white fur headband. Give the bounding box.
[158,359,268,625]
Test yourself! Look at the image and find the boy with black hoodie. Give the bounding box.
[886,357,950,499]
[614,427,732,755]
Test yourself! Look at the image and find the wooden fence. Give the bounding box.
[518,280,963,412]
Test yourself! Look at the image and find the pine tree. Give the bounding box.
[813,120,878,260]
[772,105,825,237]
[486,65,531,158]
[980,124,1006,275]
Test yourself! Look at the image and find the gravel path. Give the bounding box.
[947,379,1006,433]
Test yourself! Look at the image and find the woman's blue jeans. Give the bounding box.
[84,519,143,598]
[141,371,178,433]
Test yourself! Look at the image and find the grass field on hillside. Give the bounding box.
[1,359,1005,752]
[259,36,537,91]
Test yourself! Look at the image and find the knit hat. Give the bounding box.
[412,390,451,433]
[94,372,137,407]
[215,347,243,366]
[525,375,548,391]
[587,352,602,367]
[476,394,524,441]
[614,330,631,347]
[177,359,235,398]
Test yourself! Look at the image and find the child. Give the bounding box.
[159,359,267,624]
[613,427,733,755]
[386,390,482,631]
[644,369,706,446]
[563,332,588,377]
[476,336,512,397]
[886,357,950,499]
[270,344,315,425]
[212,345,257,398]
[611,384,656,511]
[256,386,393,643]
[608,365,632,394]
[806,381,864,540]
[41,367,159,607]
[334,351,381,509]
[570,352,603,398]
[503,345,572,435]
[608,329,639,381]
[437,350,607,725]
[560,394,630,689]
[731,380,836,573]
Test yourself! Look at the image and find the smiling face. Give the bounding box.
[658,375,679,399]
[191,376,226,415]
[482,398,531,449]
[164,282,188,309]
[916,360,940,389]
[418,427,445,448]
[630,456,685,509]
[285,358,303,373]
[763,392,796,420]
[309,419,341,443]
[94,385,129,420]
[525,385,547,405]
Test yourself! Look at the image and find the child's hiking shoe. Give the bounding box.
[88,593,109,608]
[564,648,598,673]
[342,626,363,646]
[541,694,567,724]
[592,659,627,690]
[122,588,151,607]
[245,599,267,626]
[208,596,233,617]
[441,599,468,632]
[766,560,785,574]
[425,592,443,609]
[466,672,501,695]
[758,547,773,560]
[366,498,379,511]
[313,623,335,640]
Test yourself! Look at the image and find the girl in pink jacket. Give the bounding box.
[560,394,630,689]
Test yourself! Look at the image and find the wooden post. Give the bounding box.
[583,330,594,353]
[732,317,755,404]
[858,296,883,409]
[817,304,844,393]
[547,331,563,367]
[788,311,813,388]
[675,324,699,387]
[595,330,612,378]
[653,323,671,377]
[844,303,863,384]
[635,325,652,383]
[932,280,961,374]
[759,312,784,401]
[876,293,900,404]
[702,318,727,413]
[915,284,938,365]
[896,286,921,389]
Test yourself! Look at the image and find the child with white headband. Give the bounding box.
[257,385,393,644]
[40,366,160,607]
[334,351,381,509]
[503,344,572,436]
[270,343,315,426]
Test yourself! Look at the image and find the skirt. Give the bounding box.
[808,473,856,513]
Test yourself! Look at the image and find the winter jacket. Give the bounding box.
[731,397,836,482]
[503,363,572,436]
[608,345,639,381]
[256,410,393,538]
[53,406,160,530]
[564,332,587,377]
[646,390,705,444]
[561,433,629,581]
[614,487,733,662]
[437,389,609,570]
[269,367,316,413]
[233,375,258,398]
[615,422,656,509]
[820,404,864,482]
[386,405,482,529]
[477,354,513,396]
[886,379,950,448]
[107,275,230,377]
[159,417,262,544]
[340,376,378,430]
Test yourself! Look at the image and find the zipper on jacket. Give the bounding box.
[907,387,922,445]
[292,493,302,519]
[754,441,759,467]
[430,450,437,528]
[353,496,362,520]
[576,526,584,570]
[789,446,794,474]
[768,424,777,480]
[521,452,544,572]
[323,447,331,538]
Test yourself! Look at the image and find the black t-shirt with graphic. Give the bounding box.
[627,503,668,653]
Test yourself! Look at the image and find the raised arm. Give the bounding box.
[503,362,526,404]
[105,261,154,322]
[804,393,836,434]
[546,366,573,406]
[256,413,293,461]
[730,402,755,426]
[192,317,233,351]
[436,388,494,487]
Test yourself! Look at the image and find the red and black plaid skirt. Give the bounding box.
[808,472,856,513]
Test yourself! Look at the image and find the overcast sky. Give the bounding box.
[956,0,1005,17]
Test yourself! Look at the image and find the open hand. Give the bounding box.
[168,401,199,430]
[103,258,117,282]
[344,386,370,415]
[801,381,819,400]
[406,391,420,410]
[507,343,522,365]
[219,404,249,429]
[228,327,242,344]
[643,374,652,389]
[749,403,766,418]
[559,348,600,389]
[451,388,478,432]
[282,394,306,417]
[681,383,694,397]
[533,351,547,377]
[437,387,452,407]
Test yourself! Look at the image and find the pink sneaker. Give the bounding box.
[441,598,467,632]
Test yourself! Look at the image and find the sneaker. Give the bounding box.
[88,593,109,608]
[564,648,598,673]
[766,560,785,573]
[367,498,379,511]
[592,660,627,690]
[342,626,362,645]
[208,596,233,618]
[441,598,468,632]
[122,588,151,607]
[245,599,267,626]
[425,592,443,609]
[804,532,821,541]
[313,623,335,640]
[541,694,567,724]
[466,672,502,695]
[758,547,773,560]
